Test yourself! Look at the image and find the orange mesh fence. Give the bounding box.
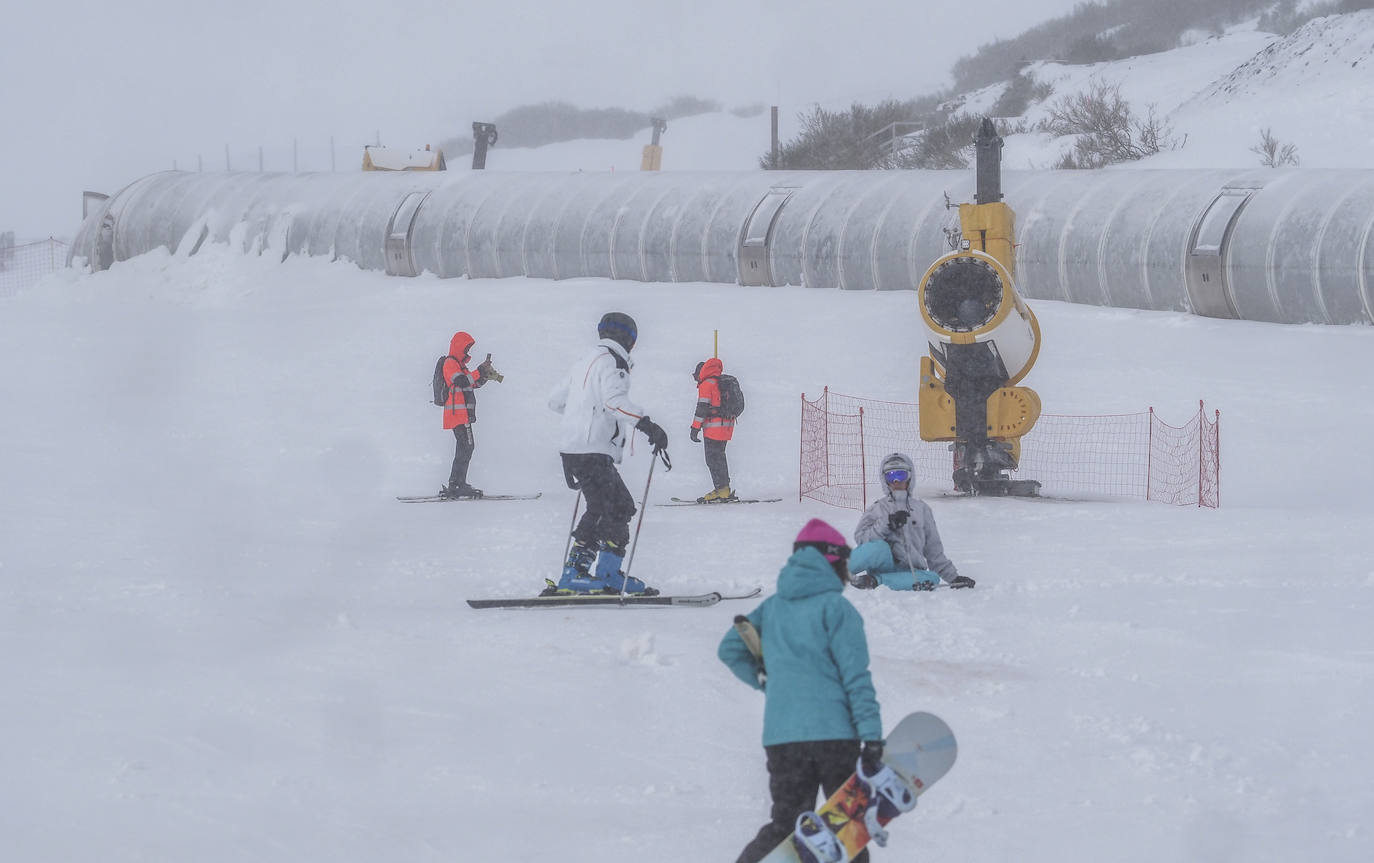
[800,388,1219,509]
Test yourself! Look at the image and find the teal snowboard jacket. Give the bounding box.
[718,547,883,745]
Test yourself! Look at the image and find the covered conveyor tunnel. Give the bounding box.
[70,168,1374,325]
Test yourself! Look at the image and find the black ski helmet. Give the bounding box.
[598,312,638,351]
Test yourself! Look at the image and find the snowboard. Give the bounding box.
[660,497,783,506]
[397,492,542,503]
[759,711,957,863]
[467,586,762,609]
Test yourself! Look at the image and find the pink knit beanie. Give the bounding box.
[793,518,851,562]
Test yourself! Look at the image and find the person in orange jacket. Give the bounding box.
[690,357,737,503]
[439,331,500,499]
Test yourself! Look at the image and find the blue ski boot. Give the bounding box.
[595,541,658,596]
[545,539,609,595]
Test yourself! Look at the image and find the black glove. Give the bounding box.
[860,740,885,774]
[887,510,909,531]
[949,575,976,589]
[850,572,878,590]
[689,426,701,443]
[636,416,669,452]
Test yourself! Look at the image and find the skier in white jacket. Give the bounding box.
[850,453,975,590]
[546,312,669,596]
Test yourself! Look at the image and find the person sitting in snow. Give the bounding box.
[689,357,738,503]
[718,518,884,863]
[849,452,975,590]
[438,330,501,499]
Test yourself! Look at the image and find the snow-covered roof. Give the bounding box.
[361,145,446,171]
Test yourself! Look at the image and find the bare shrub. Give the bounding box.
[1250,127,1300,167]
[1041,81,1175,168]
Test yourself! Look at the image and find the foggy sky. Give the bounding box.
[1,0,1086,239]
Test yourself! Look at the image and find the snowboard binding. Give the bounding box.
[854,757,918,847]
[793,810,846,863]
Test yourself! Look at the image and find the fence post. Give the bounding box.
[1197,400,1205,508]
[822,386,830,493]
[858,406,867,511]
[1146,407,1154,503]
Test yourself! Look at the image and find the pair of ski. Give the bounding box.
[660,496,782,506]
[396,492,542,503]
[467,586,762,610]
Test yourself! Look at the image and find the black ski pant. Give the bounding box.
[448,425,475,488]
[704,438,730,490]
[735,739,867,863]
[561,452,635,549]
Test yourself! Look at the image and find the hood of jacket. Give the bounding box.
[449,331,475,363]
[598,337,634,370]
[777,547,845,600]
[696,356,723,382]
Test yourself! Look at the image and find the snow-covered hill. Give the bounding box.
[477,11,1374,174]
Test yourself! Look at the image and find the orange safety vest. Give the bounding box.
[443,332,484,429]
[691,357,735,441]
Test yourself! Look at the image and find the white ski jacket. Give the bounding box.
[854,493,960,582]
[548,339,647,462]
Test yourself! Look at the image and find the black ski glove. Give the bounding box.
[860,740,885,774]
[689,426,701,443]
[887,510,909,531]
[949,575,976,589]
[635,416,669,453]
[850,572,878,590]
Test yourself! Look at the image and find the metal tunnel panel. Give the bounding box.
[799,174,868,290]
[1313,174,1374,324]
[68,167,1374,325]
[664,176,746,283]
[579,176,646,280]
[871,177,959,293]
[640,182,690,283]
[410,174,500,278]
[1223,171,1322,323]
[467,173,553,278]
[611,178,677,282]
[516,173,587,279]
[1056,172,1165,307]
[1133,172,1248,312]
[701,174,790,284]
[834,175,908,292]
[739,187,795,287]
[385,191,430,276]
[1010,171,1096,304]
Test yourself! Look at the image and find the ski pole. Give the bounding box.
[561,491,583,570]
[623,447,669,583]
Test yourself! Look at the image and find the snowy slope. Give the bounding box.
[474,12,1374,175]
[4,233,1374,863]
[4,13,1374,863]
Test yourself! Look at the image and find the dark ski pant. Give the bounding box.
[704,437,730,490]
[735,739,867,863]
[448,424,475,488]
[561,452,635,549]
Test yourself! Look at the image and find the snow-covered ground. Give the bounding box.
[5,12,1374,863]
[4,221,1374,862]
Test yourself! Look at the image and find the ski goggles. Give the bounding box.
[794,540,851,563]
[883,468,911,484]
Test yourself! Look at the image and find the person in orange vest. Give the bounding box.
[690,357,738,502]
[439,331,500,499]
